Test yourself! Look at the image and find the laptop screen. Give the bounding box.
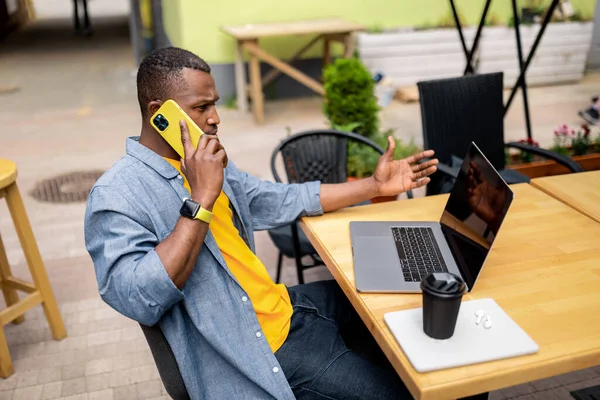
[439,142,514,289]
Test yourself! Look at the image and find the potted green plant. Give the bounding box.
[323,58,379,139]
[323,58,422,202]
[550,124,573,156]
[516,137,540,163]
[521,0,545,24]
[323,57,379,181]
[571,124,592,156]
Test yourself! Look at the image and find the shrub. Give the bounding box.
[323,58,379,138]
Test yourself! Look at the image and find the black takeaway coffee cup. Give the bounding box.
[420,272,467,340]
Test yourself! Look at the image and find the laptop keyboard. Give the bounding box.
[391,227,448,282]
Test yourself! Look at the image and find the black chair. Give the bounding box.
[268,129,399,284]
[138,322,490,400]
[139,323,190,400]
[417,72,584,196]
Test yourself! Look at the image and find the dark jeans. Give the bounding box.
[275,280,413,400]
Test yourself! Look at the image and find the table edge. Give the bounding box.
[220,20,365,39]
[530,179,600,224]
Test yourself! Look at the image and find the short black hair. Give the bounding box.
[136,47,211,117]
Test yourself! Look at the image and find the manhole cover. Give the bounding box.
[30,170,105,203]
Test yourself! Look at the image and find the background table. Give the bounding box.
[221,18,364,123]
[300,184,600,399]
[531,171,600,224]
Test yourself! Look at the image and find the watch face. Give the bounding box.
[181,199,200,218]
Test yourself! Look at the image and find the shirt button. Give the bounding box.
[255,332,262,338]
[272,367,279,373]
[177,175,183,180]
[242,296,248,302]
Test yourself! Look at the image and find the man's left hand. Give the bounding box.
[373,136,439,197]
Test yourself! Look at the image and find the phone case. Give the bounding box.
[150,99,204,159]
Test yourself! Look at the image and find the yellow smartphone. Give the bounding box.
[150,99,204,159]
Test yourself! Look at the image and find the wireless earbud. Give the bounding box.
[483,315,492,329]
[475,310,484,325]
[474,310,492,329]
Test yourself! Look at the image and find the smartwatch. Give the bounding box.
[180,198,213,224]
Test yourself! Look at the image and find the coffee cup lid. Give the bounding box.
[421,272,466,296]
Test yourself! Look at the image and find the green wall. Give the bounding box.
[161,0,183,48]
[163,0,597,64]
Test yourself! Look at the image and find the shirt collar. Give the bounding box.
[125,136,180,179]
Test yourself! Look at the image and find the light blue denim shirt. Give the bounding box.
[84,137,324,400]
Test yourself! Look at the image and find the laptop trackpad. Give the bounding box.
[353,237,404,290]
[353,235,402,274]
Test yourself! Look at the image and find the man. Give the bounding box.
[72,0,92,36]
[579,95,599,125]
[84,47,438,400]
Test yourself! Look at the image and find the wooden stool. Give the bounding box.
[0,159,66,377]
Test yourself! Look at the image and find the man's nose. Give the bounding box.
[208,107,220,126]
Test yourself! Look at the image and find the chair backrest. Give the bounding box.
[417,72,506,195]
[139,323,190,400]
[270,129,385,184]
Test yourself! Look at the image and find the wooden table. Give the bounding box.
[300,184,600,400]
[221,18,364,123]
[531,170,600,224]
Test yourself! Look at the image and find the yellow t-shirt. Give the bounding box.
[164,159,293,352]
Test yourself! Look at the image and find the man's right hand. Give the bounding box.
[179,120,227,210]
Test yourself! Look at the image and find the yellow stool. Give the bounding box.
[0,159,66,377]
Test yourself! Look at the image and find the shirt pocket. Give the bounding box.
[160,229,216,284]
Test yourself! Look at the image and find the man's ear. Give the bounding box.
[148,100,163,117]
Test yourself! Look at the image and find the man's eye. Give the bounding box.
[197,105,206,111]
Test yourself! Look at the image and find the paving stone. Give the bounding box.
[13,384,43,400]
[513,383,536,396]
[113,384,138,400]
[531,390,558,400]
[61,378,86,397]
[0,376,17,391]
[60,394,89,400]
[62,364,85,381]
[41,382,63,400]
[551,387,577,400]
[489,390,506,400]
[88,389,113,400]
[135,380,163,399]
[530,377,561,391]
[84,359,113,377]
[84,373,110,393]
[17,370,40,388]
[554,368,598,386]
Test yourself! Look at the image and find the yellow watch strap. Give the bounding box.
[193,206,213,224]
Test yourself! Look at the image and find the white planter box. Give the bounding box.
[357,28,479,88]
[357,22,593,89]
[478,22,593,87]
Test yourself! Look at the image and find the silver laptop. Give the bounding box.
[350,142,514,293]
